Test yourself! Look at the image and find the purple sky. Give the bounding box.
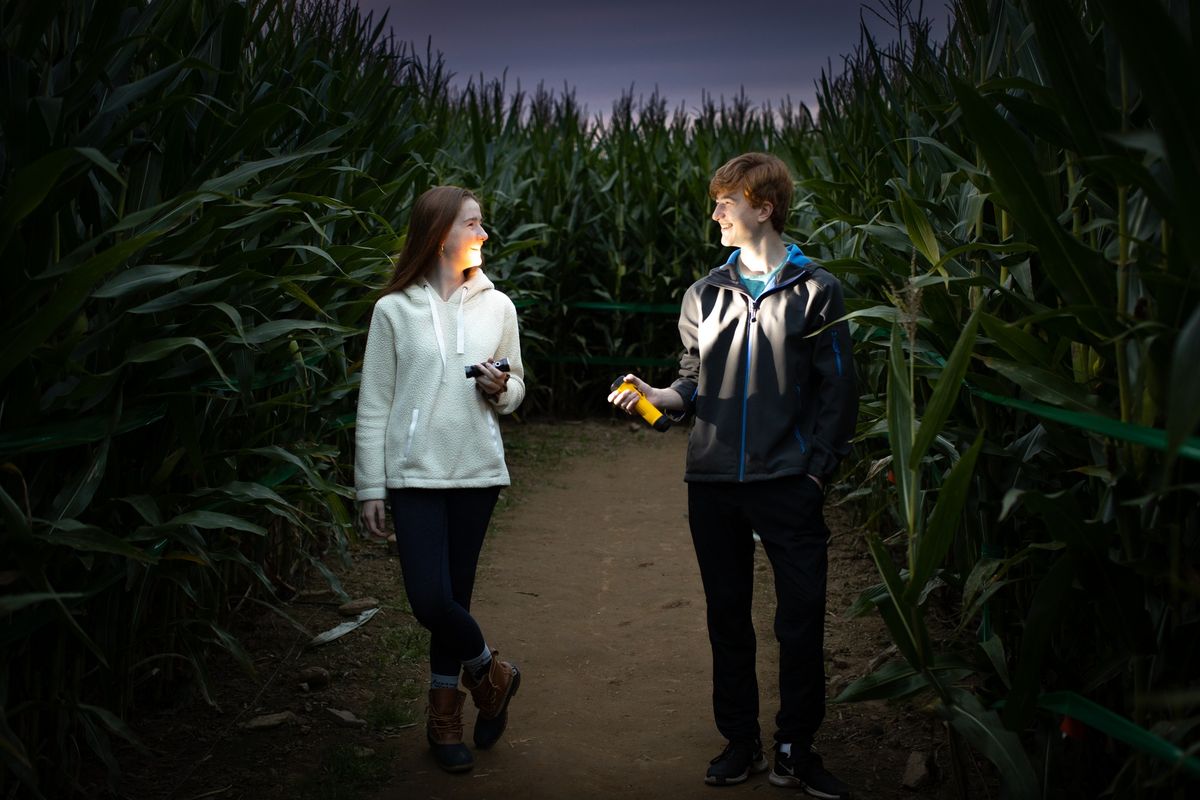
[353,0,950,118]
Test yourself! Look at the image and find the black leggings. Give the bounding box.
[388,486,501,676]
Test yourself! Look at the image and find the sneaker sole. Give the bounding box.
[802,789,849,800]
[769,772,850,800]
[705,755,768,786]
[769,771,802,788]
[805,790,850,800]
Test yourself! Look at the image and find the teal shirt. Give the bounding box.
[738,261,785,300]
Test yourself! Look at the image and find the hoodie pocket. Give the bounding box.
[485,411,504,460]
[401,408,419,464]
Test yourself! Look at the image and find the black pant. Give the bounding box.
[388,486,501,676]
[687,475,829,746]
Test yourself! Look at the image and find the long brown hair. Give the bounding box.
[379,185,480,296]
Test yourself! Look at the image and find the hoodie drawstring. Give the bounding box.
[424,284,469,380]
[456,286,466,355]
[424,285,448,374]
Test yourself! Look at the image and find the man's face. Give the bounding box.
[711,191,767,247]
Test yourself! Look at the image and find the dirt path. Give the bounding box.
[369,424,952,800]
[102,422,966,800]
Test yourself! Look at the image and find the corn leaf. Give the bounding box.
[943,687,1039,799]
[907,434,984,604]
[910,306,981,469]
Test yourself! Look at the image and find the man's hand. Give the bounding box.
[360,499,387,539]
[607,373,651,414]
[607,373,684,414]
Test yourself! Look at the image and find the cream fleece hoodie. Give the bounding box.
[354,269,524,499]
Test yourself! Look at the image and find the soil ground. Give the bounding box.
[97,420,988,800]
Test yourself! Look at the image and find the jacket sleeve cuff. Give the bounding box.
[667,383,695,421]
[806,450,840,482]
[357,488,387,502]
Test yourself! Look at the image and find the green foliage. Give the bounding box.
[0,0,419,793]
[815,0,1200,796]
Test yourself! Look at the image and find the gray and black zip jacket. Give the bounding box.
[668,244,858,483]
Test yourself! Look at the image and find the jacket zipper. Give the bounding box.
[734,269,808,481]
[739,299,755,481]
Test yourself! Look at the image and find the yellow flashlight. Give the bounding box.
[610,377,671,432]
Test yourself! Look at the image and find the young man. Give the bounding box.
[609,152,857,797]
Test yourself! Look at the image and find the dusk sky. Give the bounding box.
[353,0,950,118]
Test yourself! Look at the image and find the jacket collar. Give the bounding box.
[706,243,813,289]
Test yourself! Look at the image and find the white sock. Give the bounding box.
[430,672,459,690]
[462,644,492,678]
[779,743,792,756]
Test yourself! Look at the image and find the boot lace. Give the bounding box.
[427,703,463,738]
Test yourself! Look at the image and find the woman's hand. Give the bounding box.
[472,360,510,398]
[360,499,387,539]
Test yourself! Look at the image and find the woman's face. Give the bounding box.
[441,198,488,270]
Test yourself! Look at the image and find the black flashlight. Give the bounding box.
[464,358,511,378]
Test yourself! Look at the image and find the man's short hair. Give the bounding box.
[709,152,793,233]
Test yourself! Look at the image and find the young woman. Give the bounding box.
[355,185,524,773]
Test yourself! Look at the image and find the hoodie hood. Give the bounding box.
[404,268,497,376]
[403,267,496,303]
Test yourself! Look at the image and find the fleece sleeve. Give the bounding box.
[354,307,396,501]
[805,279,860,481]
[489,298,525,415]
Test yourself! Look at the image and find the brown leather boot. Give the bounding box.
[462,650,521,749]
[426,688,473,773]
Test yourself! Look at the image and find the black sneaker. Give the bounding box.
[705,738,769,785]
[769,743,851,799]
